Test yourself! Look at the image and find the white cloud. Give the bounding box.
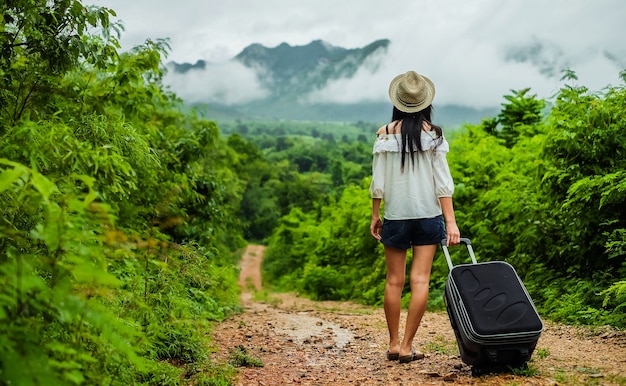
[163,61,268,105]
[93,0,626,108]
[304,48,389,104]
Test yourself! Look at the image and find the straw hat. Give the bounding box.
[388,71,435,113]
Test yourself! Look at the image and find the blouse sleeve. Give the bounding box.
[432,138,455,198]
[369,150,386,199]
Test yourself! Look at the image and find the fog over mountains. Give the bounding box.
[163,38,620,127]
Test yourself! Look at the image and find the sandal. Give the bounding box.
[398,348,425,363]
[386,351,400,361]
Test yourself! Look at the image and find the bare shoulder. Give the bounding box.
[377,121,401,135]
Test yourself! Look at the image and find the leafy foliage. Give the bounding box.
[0,1,242,385]
[440,79,626,326]
[226,130,373,241]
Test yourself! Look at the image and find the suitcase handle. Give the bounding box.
[440,237,477,270]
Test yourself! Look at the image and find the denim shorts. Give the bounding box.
[381,215,445,250]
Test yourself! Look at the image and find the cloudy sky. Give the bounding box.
[92,0,626,108]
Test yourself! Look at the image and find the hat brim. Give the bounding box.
[388,73,435,113]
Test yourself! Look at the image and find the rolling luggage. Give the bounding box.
[441,238,543,372]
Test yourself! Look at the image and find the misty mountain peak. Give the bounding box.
[168,39,390,87]
[164,38,498,126]
[233,38,390,94]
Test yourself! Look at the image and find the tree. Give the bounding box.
[540,72,626,278]
[0,0,120,127]
[0,2,243,384]
[495,88,546,147]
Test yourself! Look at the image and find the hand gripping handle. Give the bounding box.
[440,237,477,271]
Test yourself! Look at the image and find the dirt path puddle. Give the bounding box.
[270,311,354,348]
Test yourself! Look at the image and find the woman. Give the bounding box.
[369,70,460,363]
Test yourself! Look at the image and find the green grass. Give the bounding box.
[228,345,264,368]
[423,335,458,356]
[535,347,550,359]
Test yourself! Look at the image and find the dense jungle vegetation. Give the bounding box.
[0,1,625,385]
[1,1,244,385]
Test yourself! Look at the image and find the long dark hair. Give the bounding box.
[391,105,443,171]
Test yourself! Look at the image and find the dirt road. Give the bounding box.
[211,245,626,385]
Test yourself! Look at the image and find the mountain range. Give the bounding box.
[166,39,499,127]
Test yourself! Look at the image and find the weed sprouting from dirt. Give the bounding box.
[228,345,264,368]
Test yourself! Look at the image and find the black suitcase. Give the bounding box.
[441,238,543,371]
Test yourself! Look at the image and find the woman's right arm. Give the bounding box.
[432,137,459,245]
[439,196,460,246]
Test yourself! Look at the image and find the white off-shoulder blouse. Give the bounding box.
[369,130,454,220]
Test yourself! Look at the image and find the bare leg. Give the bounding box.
[399,244,437,357]
[383,245,407,355]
